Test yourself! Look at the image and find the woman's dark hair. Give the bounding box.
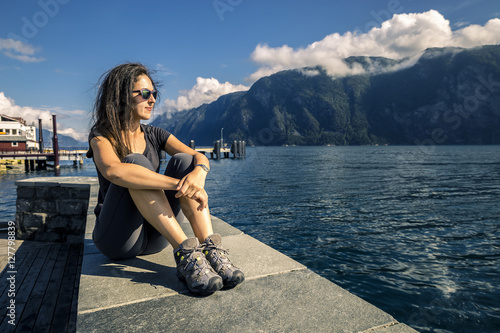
[87,63,159,160]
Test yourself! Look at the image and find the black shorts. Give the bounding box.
[92,153,195,260]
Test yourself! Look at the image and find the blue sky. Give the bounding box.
[1,0,499,140]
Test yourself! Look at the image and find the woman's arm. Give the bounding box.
[91,136,180,190]
[164,134,210,170]
[164,135,210,207]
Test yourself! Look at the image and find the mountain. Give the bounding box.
[41,129,88,149]
[152,45,500,146]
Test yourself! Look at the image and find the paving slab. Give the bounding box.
[78,269,413,333]
[78,233,306,313]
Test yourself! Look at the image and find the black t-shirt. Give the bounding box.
[88,124,171,216]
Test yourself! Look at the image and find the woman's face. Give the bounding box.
[132,74,156,121]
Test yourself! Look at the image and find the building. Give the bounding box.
[0,114,38,152]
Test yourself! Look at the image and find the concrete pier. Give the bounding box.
[77,179,416,332]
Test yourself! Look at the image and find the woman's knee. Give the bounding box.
[123,153,155,171]
[164,153,194,178]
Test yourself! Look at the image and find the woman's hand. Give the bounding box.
[192,188,208,211]
[175,169,208,210]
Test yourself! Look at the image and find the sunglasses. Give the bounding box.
[132,89,158,100]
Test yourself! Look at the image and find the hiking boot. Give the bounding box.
[174,238,223,296]
[202,234,245,288]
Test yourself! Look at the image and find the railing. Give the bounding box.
[0,150,52,155]
[0,149,87,155]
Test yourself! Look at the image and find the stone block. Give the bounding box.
[46,215,69,228]
[16,226,38,240]
[35,232,62,242]
[46,227,71,238]
[15,212,23,229]
[51,187,73,200]
[70,187,91,200]
[69,217,86,232]
[33,200,57,214]
[23,213,47,228]
[15,214,25,237]
[35,186,52,200]
[58,200,88,216]
[16,199,32,212]
[17,186,35,199]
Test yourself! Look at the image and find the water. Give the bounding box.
[206,145,500,333]
[2,146,500,332]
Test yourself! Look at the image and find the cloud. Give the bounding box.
[455,0,481,11]
[162,77,249,115]
[0,92,52,125]
[155,63,175,77]
[248,10,500,81]
[297,68,323,77]
[57,127,87,141]
[454,21,470,28]
[0,92,87,141]
[452,18,500,47]
[0,38,45,62]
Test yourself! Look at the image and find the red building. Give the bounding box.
[0,114,32,152]
[0,135,27,152]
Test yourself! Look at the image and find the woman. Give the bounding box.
[87,63,244,296]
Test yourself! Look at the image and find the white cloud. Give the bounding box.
[0,92,52,125]
[455,0,481,11]
[454,21,470,28]
[162,77,249,115]
[452,18,500,47]
[248,10,500,81]
[0,92,87,141]
[155,63,175,77]
[57,127,87,141]
[297,68,322,77]
[0,38,45,63]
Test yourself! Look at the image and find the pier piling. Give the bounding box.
[231,140,246,159]
[38,119,44,153]
[214,140,221,160]
[52,115,60,169]
[187,140,238,160]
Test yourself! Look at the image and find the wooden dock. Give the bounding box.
[0,237,83,332]
[193,139,246,159]
[0,150,87,162]
[0,150,87,171]
[195,147,231,159]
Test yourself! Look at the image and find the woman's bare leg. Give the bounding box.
[129,188,187,249]
[179,197,213,243]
